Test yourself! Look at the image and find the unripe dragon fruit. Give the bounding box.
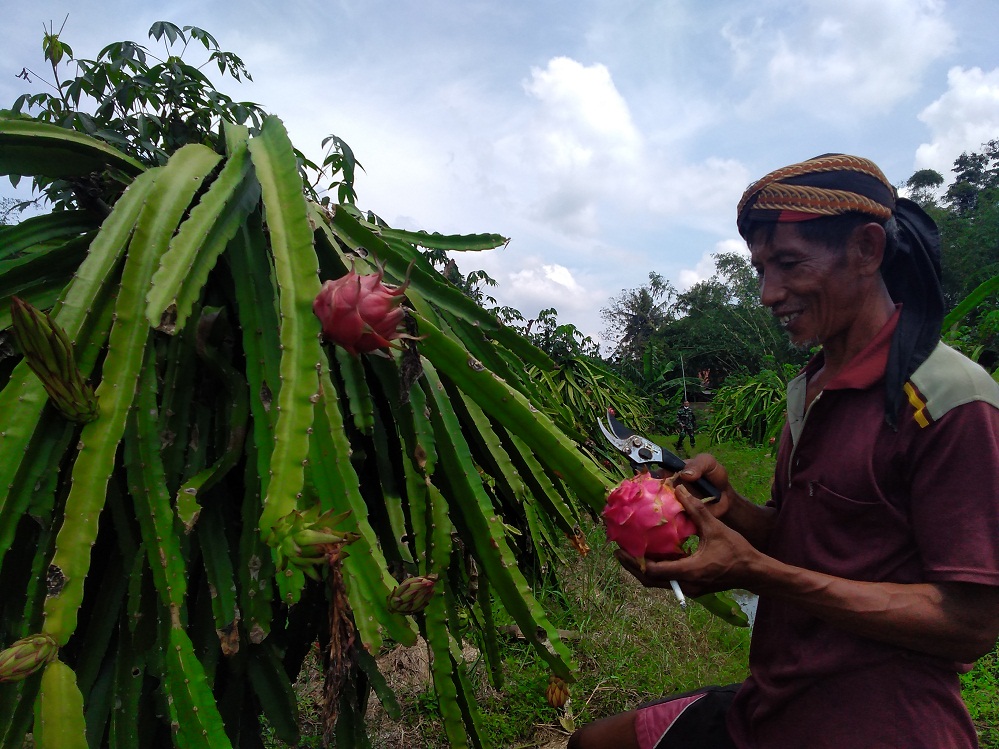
[0,633,58,682]
[313,265,410,355]
[10,297,99,423]
[546,675,570,708]
[387,574,439,614]
[602,473,696,560]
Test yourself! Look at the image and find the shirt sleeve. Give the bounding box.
[908,400,999,586]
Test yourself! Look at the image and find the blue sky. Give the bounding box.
[4,1,999,347]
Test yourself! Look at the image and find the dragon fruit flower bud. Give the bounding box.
[0,633,58,682]
[602,473,696,561]
[10,297,99,423]
[546,675,570,708]
[313,265,410,355]
[387,574,439,614]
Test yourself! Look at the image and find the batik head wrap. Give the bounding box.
[737,154,945,429]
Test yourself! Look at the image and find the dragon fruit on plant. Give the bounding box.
[313,264,411,355]
[0,633,58,682]
[602,473,696,560]
[387,574,439,614]
[546,675,570,708]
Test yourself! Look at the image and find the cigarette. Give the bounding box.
[670,579,687,609]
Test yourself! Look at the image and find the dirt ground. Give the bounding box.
[359,638,570,749]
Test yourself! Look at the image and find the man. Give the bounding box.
[569,154,999,749]
[675,400,696,452]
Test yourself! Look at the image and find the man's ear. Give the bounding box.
[852,222,887,276]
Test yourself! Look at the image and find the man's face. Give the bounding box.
[749,223,863,351]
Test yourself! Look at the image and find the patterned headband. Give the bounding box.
[737,154,897,238]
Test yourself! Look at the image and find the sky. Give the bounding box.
[4,0,999,349]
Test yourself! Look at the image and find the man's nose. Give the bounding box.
[758,272,784,308]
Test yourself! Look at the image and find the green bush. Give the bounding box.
[707,365,795,448]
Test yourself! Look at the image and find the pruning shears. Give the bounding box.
[597,409,721,502]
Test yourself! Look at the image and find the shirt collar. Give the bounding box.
[804,305,902,391]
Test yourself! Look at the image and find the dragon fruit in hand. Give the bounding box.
[602,473,696,560]
[313,264,410,355]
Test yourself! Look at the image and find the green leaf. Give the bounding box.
[944,273,999,330]
[422,361,576,679]
[163,628,233,749]
[0,211,96,260]
[148,21,182,46]
[0,170,157,576]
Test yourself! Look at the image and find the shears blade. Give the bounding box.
[596,409,720,501]
[597,411,665,465]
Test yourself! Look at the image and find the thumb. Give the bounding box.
[675,483,716,532]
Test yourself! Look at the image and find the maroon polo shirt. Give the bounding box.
[727,310,999,749]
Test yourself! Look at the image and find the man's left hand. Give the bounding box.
[616,483,762,598]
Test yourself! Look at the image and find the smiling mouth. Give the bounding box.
[776,312,800,328]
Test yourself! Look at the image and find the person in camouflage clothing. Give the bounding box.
[675,400,696,451]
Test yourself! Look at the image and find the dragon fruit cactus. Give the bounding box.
[602,473,696,561]
[313,264,411,355]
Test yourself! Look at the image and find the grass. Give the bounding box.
[270,438,998,748]
[963,647,999,748]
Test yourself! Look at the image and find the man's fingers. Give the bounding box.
[615,548,689,589]
[614,548,637,571]
[675,483,714,528]
[680,454,728,490]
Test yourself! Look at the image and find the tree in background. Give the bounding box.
[666,251,800,385]
[522,307,600,362]
[601,254,805,402]
[910,142,999,373]
[600,271,675,368]
[905,168,944,207]
[9,19,359,211]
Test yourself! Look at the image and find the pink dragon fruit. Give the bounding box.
[313,265,410,355]
[602,473,696,560]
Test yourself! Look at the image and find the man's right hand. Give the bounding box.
[678,453,777,552]
[677,453,736,513]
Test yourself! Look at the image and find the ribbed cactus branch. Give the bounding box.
[43,145,220,646]
[248,116,325,605]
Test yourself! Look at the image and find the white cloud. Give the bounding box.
[451,249,610,338]
[494,57,643,236]
[914,66,999,177]
[523,57,642,168]
[676,238,748,290]
[502,259,607,325]
[678,252,719,290]
[490,57,752,241]
[724,0,954,117]
[645,158,751,228]
[509,262,584,301]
